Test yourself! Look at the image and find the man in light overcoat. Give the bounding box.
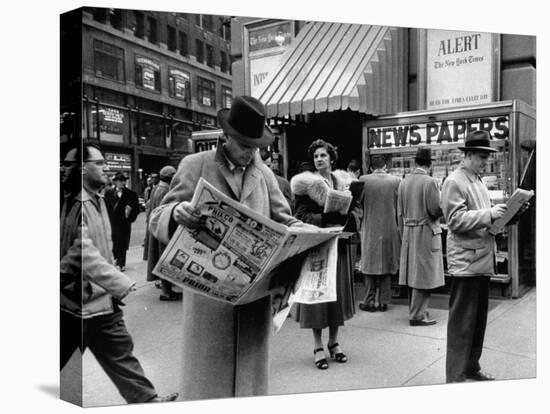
[397,147,444,326]
[149,96,309,399]
[357,154,401,312]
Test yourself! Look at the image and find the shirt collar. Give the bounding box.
[459,162,482,182]
[222,145,250,173]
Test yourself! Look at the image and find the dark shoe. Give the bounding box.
[378,304,388,312]
[314,347,328,370]
[466,370,495,381]
[120,266,126,272]
[327,342,347,363]
[147,392,179,403]
[409,316,437,326]
[359,302,377,312]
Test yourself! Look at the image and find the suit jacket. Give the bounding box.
[442,163,495,277]
[397,169,445,289]
[104,186,140,249]
[149,145,298,399]
[358,171,401,275]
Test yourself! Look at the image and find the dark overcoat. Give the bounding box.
[145,181,170,281]
[397,169,445,289]
[104,186,140,251]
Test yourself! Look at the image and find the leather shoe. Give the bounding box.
[466,370,495,381]
[147,392,179,403]
[378,304,388,312]
[359,302,377,312]
[409,316,436,326]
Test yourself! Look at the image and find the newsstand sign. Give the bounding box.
[368,115,509,149]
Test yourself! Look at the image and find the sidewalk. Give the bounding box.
[73,245,536,407]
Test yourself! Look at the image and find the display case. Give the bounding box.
[363,100,535,298]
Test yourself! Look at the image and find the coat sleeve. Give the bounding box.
[442,177,492,233]
[60,219,135,300]
[263,167,299,226]
[294,194,323,226]
[127,190,140,223]
[425,179,443,219]
[397,181,404,237]
[149,154,203,244]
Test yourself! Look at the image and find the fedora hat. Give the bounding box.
[415,147,435,162]
[217,96,274,147]
[458,130,497,152]
[113,172,128,181]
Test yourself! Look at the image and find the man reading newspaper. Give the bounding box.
[149,96,316,400]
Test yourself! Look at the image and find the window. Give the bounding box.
[110,9,123,30]
[219,17,231,41]
[179,31,188,56]
[138,113,165,147]
[168,68,190,102]
[206,44,214,68]
[220,51,228,73]
[197,77,215,107]
[147,16,158,44]
[195,39,204,63]
[167,26,176,51]
[135,56,161,92]
[222,86,233,109]
[195,14,213,32]
[92,8,107,24]
[94,39,125,82]
[134,11,144,38]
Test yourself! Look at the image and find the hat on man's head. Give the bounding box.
[415,147,435,163]
[113,172,128,182]
[159,165,176,179]
[217,95,274,147]
[458,130,497,152]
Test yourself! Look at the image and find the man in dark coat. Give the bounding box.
[397,147,444,326]
[105,172,140,271]
[144,165,179,300]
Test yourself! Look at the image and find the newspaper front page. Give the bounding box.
[153,178,341,307]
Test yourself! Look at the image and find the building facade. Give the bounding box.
[61,7,234,192]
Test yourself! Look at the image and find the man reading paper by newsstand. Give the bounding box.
[149,96,313,399]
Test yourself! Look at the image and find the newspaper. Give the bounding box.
[489,188,534,235]
[153,178,341,307]
[323,188,353,215]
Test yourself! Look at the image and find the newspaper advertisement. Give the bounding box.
[153,178,340,306]
[489,188,534,235]
[323,188,353,215]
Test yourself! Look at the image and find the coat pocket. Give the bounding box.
[430,225,442,252]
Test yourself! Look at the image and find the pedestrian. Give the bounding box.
[60,142,178,404]
[104,172,140,271]
[144,165,180,301]
[357,154,401,312]
[149,95,312,399]
[291,139,355,370]
[346,159,362,180]
[397,147,445,326]
[441,130,508,383]
[259,146,294,210]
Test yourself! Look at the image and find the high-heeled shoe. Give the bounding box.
[313,347,328,370]
[327,342,347,363]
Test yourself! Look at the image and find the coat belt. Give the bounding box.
[403,217,429,226]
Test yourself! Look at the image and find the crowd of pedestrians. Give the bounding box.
[60,95,530,404]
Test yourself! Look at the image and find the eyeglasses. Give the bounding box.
[84,159,106,166]
[61,160,78,167]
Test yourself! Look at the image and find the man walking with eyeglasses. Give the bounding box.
[60,142,178,404]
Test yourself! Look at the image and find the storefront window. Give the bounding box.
[198,77,215,107]
[168,68,190,102]
[138,113,164,147]
[135,56,161,92]
[94,39,125,82]
[88,104,129,144]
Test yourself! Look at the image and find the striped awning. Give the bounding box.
[257,22,407,118]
